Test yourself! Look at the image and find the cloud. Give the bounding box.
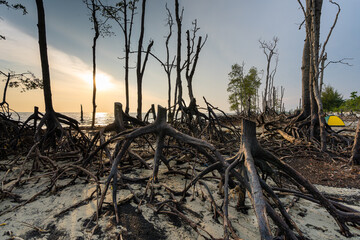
[0,20,40,69]
[0,20,122,112]
[0,20,116,87]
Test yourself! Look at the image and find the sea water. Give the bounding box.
[13,112,116,127]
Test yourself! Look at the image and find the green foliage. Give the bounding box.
[227,63,261,113]
[339,91,360,112]
[321,85,344,112]
[350,91,358,100]
[321,87,360,112]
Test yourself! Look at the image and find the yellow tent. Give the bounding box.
[325,115,345,127]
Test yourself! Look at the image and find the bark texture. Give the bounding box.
[351,120,360,165]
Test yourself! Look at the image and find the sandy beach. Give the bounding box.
[1,159,359,240]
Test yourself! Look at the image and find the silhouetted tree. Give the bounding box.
[136,0,153,120]
[185,20,207,103]
[174,0,183,113]
[84,0,100,128]
[35,0,53,114]
[35,0,80,149]
[100,0,137,114]
[259,37,279,112]
[147,4,176,121]
[0,70,42,113]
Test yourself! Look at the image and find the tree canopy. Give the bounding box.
[227,63,261,114]
[321,85,344,112]
[339,91,360,112]
[321,86,360,112]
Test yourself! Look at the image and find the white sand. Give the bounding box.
[1,163,360,240]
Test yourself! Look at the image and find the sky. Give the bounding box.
[0,0,359,113]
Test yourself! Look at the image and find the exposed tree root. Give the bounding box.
[3,101,359,239]
[34,109,90,155]
[96,106,359,239]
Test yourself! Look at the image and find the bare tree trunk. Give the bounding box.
[35,0,54,114]
[91,0,100,128]
[136,0,147,121]
[280,86,285,113]
[98,0,135,115]
[165,6,174,120]
[309,56,317,139]
[124,0,135,114]
[174,0,183,110]
[123,0,129,114]
[309,0,326,151]
[259,37,278,113]
[351,120,360,165]
[1,73,10,105]
[319,52,327,94]
[185,23,205,102]
[148,4,175,121]
[80,104,84,122]
[301,18,311,118]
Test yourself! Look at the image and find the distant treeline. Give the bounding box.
[322,85,360,112]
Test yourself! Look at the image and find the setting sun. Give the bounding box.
[81,72,114,91]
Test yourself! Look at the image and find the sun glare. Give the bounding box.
[82,72,114,91]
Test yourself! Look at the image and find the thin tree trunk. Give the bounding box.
[1,73,10,104]
[123,0,133,114]
[263,55,270,112]
[80,104,84,122]
[351,120,360,165]
[185,31,203,102]
[136,0,152,121]
[91,0,100,128]
[174,0,183,110]
[319,52,327,95]
[35,0,54,113]
[136,0,146,120]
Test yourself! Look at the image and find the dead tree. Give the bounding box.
[309,0,341,151]
[0,70,42,115]
[35,0,88,151]
[162,4,177,121]
[95,106,360,239]
[100,0,137,114]
[288,0,341,151]
[84,0,100,128]
[279,86,285,113]
[351,119,360,165]
[174,0,183,115]
[136,0,154,121]
[185,20,207,102]
[259,37,279,113]
[319,52,352,95]
[145,4,176,121]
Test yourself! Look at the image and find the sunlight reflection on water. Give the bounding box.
[15,111,140,127]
